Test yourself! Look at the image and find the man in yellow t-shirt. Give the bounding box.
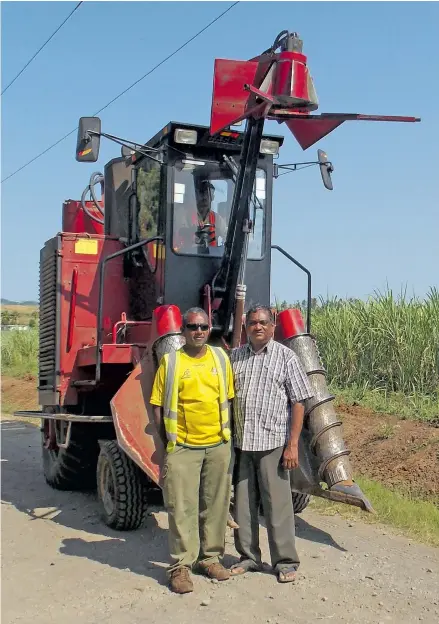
[150,307,234,594]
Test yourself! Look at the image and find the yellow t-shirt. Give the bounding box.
[150,347,235,448]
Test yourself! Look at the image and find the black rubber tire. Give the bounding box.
[292,491,311,514]
[42,422,98,491]
[96,440,148,531]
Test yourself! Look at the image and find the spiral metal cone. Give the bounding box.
[285,333,374,513]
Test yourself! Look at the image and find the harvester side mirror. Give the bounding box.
[318,149,334,191]
[76,117,101,163]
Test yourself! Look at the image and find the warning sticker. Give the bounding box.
[75,239,98,255]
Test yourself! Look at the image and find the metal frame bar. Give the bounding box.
[13,411,113,422]
[212,116,266,335]
[88,130,163,164]
[73,235,163,388]
[271,245,312,333]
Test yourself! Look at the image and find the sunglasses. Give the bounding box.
[185,323,210,331]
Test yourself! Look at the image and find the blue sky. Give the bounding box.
[2,1,438,303]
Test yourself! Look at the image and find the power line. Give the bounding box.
[1,1,240,184]
[1,2,83,96]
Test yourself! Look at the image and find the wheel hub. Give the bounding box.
[99,457,115,516]
[43,419,58,451]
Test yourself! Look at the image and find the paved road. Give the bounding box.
[1,419,438,624]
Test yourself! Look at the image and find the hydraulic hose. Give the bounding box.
[89,172,105,215]
[80,171,105,225]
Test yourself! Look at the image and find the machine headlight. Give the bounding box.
[260,139,279,155]
[174,129,197,145]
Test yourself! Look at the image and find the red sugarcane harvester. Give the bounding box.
[16,31,420,529]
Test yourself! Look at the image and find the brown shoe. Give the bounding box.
[199,562,230,581]
[169,566,194,594]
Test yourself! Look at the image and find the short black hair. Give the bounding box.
[245,304,274,325]
[182,307,209,327]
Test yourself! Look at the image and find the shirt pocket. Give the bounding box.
[261,360,287,391]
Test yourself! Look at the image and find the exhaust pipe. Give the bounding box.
[277,308,374,513]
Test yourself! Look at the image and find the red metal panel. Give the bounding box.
[210,59,260,134]
[76,344,144,367]
[110,349,165,486]
[285,118,344,150]
[62,200,104,235]
[58,235,129,404]
[285,113,421,150]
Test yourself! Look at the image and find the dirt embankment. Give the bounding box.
[1,375,39,412]
[338,402,439,500]
[2,376,438,500]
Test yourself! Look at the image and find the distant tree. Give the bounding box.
[8,311,19,325]
[1,311,11,325]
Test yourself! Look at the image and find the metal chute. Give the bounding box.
[277,308,374,513]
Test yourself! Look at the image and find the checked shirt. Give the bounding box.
[230,339,314,452]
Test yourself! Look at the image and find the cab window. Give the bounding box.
[172,158,266,259]
[137,159,161,239]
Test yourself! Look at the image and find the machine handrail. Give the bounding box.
[271,244,312,333]
[73,236,164,387]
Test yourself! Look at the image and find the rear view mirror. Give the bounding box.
[317,149,334,191]
[76,117,101,162]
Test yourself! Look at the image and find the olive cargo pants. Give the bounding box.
[162,441,233,573]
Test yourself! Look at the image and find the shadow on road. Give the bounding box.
[1,421,169,585]
[258,509,347,552]
[1,420,346,586]
[295,516,347,552]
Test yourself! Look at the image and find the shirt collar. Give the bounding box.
[247,338,274,355]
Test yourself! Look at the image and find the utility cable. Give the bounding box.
[1,1,240,184]
[1,2,83,96]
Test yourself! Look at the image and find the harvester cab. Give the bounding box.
[76,117,290,335]
[16,30,419,530]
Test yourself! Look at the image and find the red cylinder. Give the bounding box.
[276,308,306,340]
[274,50,317,110]
[152,304,182,338]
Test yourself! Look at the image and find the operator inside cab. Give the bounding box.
[173,176,228,255]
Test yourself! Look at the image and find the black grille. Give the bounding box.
[39,237,58,390]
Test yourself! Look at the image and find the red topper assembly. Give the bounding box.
[210,30,419,147]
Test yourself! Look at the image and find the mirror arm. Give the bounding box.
[87,130,163,165]
[274,161,333,179]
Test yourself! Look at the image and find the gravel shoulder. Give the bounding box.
[1,419,438,624]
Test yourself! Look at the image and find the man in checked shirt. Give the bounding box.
[229,304,314,583]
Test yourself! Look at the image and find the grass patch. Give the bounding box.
[275,288,439,422]
[374,423,396,440]
[310,476,439,547]
[1,329,38,377]
[311,288,439,398]
[332,384,439,423]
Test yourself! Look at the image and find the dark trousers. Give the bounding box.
[233,446,300,572]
